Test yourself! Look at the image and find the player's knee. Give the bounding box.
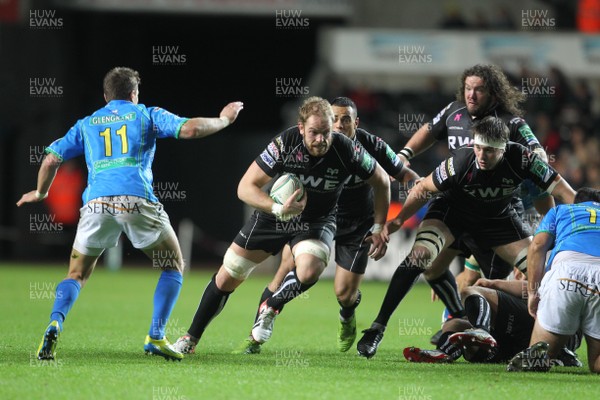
[460,286,480,300]
[412,226,446,269]
[514,247,528,274]
[294,239,329,262]
[335,286,355,304]
[285,240,330,284]
[223,248,258,281]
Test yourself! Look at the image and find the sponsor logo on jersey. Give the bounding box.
[94,157,137,172]
[260,150,276,168]
[464,186,516,198]
[89,112,136,126]
[518,124,537,144]
[385,145,401,166]
[447,157,456,176]
[360,153,374,172]
[268,142,280,160]
[297,174,341,191]
[529,159,553,183]
[453,113,462,121]
[448,136,472,150]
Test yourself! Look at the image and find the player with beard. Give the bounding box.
[172,97,391,354]
[229,97,419,355]
[358,64,554,357]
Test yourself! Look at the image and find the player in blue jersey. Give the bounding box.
[17,67,243,361]
[508,187,600,373]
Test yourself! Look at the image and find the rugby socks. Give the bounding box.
[427,270,465,318]
[464,294,491,331]
[266,268,314,311]
[339,290,362,321]
[373,262,422,327]
[254,287,276,323]
[149,270,183,339]
[49,279,81,330]
[437,331,463,360]
[187,274,231,341]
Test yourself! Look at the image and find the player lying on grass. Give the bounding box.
[358,116,576,359]
[17,66,243,361]
[404,276,582,367]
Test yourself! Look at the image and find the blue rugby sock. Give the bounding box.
[149,270,183,340]
[50,279,81,330]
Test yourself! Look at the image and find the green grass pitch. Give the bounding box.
[0,264,596,400]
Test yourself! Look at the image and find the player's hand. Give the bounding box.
[431,289,438,302]
[220,101,244,125]
[528,291,540,318]
[279,188,306,221]
[365,233,387,261]
[473,278,494,288]
[16,190,45,207]
[382,217,403,240]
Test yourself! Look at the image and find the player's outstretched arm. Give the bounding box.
[179,101,244,139]
[397,123,436,165]
[383,174,438,239]
[548,176,576,204]
[16,153,61,207]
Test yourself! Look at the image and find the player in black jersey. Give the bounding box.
[357,64,554,357]
[172,97,391,354]
[232,97,419,355]
[403,277,582,366]
[400,63,554,280]
[374,116,575,360]
[357,116,575,357]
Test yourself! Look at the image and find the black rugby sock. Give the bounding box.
[266,268,315,311]
[373,261,422,327]
[339,290,362,320]
[254,287,275,323]
[187,274,232,341]
[427,270,465,318]
[437,331,462,360]
[464,294,491,331]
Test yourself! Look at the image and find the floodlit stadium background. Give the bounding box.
[1,0,599,277]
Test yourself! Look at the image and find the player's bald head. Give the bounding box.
[103,67,141,101]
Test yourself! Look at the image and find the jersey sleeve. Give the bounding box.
[254,136,283,177]
[508,117,541,149]
[364,135,404,177]
[148,106,189,139]
[45,120,85,162]
[512,145,559,192]
[535,206,557,237]
[349,140,377,181]
[430,102,453,141]
[431,148,468,191]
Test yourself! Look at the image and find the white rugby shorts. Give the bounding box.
[73,195,173,255]
[537,251,600,339]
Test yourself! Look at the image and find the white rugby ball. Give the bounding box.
[270,174,304,204]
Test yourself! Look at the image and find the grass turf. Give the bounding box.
[0,264,596,400]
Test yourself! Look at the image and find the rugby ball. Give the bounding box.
[270,174,304,204]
